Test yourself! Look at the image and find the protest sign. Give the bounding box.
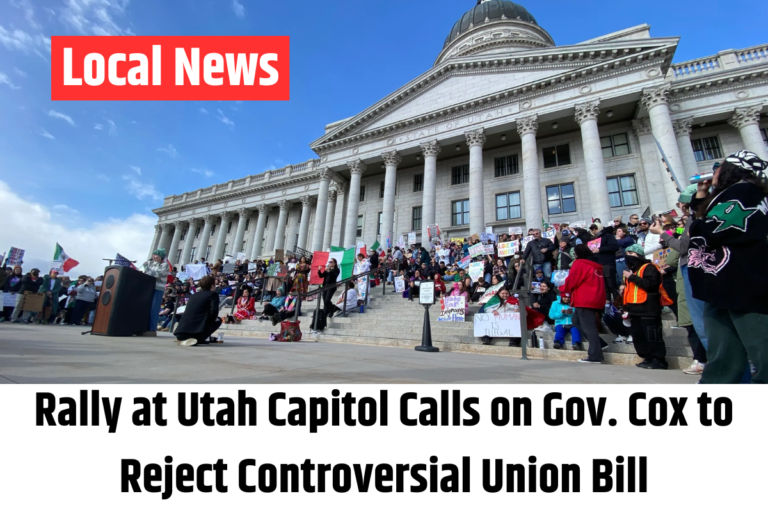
[437,296,465,322]
[185,264,209,280]
[468,262,484,282]
[531,282,543,294]
[21,292,45,313]
[408,232,416,245]
[288,263,297,271]
[437,249,450,263]
[497,241,519,258]
[477,282,505,304]
[587,238,602,251]
[520,236,533,252]
[544,228,556,242]
[248,263,257,272]
[394,276,406,293]
[480,232,496,244]
[450,237,465,244]
[485,226,493,234]
[236,252,246,262]
[652,248,673,268]
[176,271,189,281]
[483,244,495,256]
[468,243,485,259]
[473,311,522,338]
[357,276,368,302]
[508,226,523,235]
[457,256,471,269]
[7,247,24,266]
[222,263,237,274]
[267,263,280,276]
[398,235,404,247]
[3,293,16,308]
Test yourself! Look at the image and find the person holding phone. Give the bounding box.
[317,258,340,312]
[549,292,582,350]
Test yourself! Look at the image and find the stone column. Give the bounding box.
[641,85,685,204]
[297,195,315,250]
[311,169,332,252]
[381,150,402,249]
[168,220,184,264]
[148,225,161,260]
[729,105,768,161]
[418,141,441,250]
[517,115,543,229]
[180,218,200,265]
[273,200,290,251]
[323,187,338,250]
[343,160,367,246]
[251,204,269,259]
[212,211,232,261]
[465,128,487,236]
[157,223,173,253]
[575,100,612,225]
[231,207,250,258]
[632,118,675,212]
[244,210,259,259]
[673,117,699,179]
[198,214,215,263]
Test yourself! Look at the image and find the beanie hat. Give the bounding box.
[640,217,652,224]
[614,215,623,222]
[625,244,644,255]
[153,248,167,259]
[678,184,698,204]
[560,292,570,299]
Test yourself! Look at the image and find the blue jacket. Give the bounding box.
[548,298,574,326]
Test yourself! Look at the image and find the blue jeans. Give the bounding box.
[616,258,627,283]
[555,324,581,344]
[148,289,163,332]
[680,265,709,350]
[534,262,552,279]
[484,273,492,284]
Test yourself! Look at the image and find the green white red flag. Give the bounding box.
[52,243,79,273]
[309,248,355,285]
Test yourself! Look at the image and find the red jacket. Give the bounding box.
[562,258,605,310]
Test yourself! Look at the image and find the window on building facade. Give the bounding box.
[190,247,196,261]
[377,212,382,235]
[543,144,571,168]
[546,184,577,215]
[451,164,469,185]
[210,224,216,237]
[607,175,639,207]
[180,229,187,241]
[356,215,364,238]
[227,221,232,234]
[245,218,250,231]
[496,192,522,221]
[600,133,630,158]
[241,240,247,251]
[494,154,519,177]
[379,182,385,199]
[176,249,182,263]
[762,128,768,150]
[413,173,423,192]
[194,226,201,239]
[294,234,299,249]
[691,136,723,162]
[205,246,211,261]
[451,199,470,226]
[412,206,422,231]
[223,243,228,255]
[360,185,366,202]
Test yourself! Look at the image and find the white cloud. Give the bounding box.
[37,127,54,140]
[0,179,156,277]
[191,168,215,178]
[0,25,50,55]
[231,0,245,18]
[199,107,208,114]
[216,108,235,129]
[96,173,110,182]
[60,0,134,36]
[13,67,27,78]
[10,0,40,29]
[129,165,142,176]
[122,175,163,201]
[156,144,178,158]
[94,123,104,130]
[106,118,117,135]
[48,109,76,126]
[0,72,20,90]
[52,204,80,217]
[130,120,137,124]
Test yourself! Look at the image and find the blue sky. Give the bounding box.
[1,0,766,275]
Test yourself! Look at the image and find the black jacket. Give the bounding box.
[318,266,340,288]
[174,290,220,335]
[20,274,43,294]
[369,252,379,269]
[4,272,23,293]
[522,237,556,264]
[532,288,557,321]
[624,259,662,318]
[595,226,619,266]
[689,182,768,314]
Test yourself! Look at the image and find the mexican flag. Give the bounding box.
[370,240,385,258]
[484,292,546,330]
[310,248,355,285]
[355,241,367,257]
[52,243,79,273]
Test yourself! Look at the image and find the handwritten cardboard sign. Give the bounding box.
[473,312,521,338]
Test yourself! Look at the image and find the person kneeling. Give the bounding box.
[326,282,358,317]
[174,276,222,347]
[549,292,581,350]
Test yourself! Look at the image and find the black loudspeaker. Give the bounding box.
[92,265,156,336]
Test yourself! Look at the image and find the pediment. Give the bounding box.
[311,37,679,153]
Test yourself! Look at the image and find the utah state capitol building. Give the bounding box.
[149,0,768,265]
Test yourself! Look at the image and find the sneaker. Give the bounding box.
[613,335,627,344]
[578,358,602,364]
[683,360,705,375]
[636,359,652,368]
[572,342,584,351]
[553,342,562,349]
[626,336,633,344]
[176,338,198,347]
[642,359,668,370]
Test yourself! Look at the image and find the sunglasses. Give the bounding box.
[639,222,650,225]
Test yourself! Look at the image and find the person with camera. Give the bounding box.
[11,267,43,323]
[687,151,768,383]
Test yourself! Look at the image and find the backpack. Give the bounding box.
[311,308,327,331]
[277,320,302,342]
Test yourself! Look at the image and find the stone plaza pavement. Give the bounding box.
[0,324,697,384]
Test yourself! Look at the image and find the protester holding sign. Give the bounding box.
[141,249,170,334]
[11,267,43,323]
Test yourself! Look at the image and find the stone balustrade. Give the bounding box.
[671,43,768,79]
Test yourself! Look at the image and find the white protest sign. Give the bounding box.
[483,244,495,256]
[3,293,17,308]
[437,296,465,322]
[176,271,189,281]
[544,228,557,242]
[248,263,257,272]
[473,311,522,338]
[520,236,534,252]
[508,226,523,235]
[236,252,246,262]
[468,262,484,282]
[408,232,416,245]
[394,276,406,293]
[468,243,485,259]
[497,241,519,258]
[419,281,435,305]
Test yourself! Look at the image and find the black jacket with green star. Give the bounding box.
[688,181,768,314]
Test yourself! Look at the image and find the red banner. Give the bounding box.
[51,36,289,101]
